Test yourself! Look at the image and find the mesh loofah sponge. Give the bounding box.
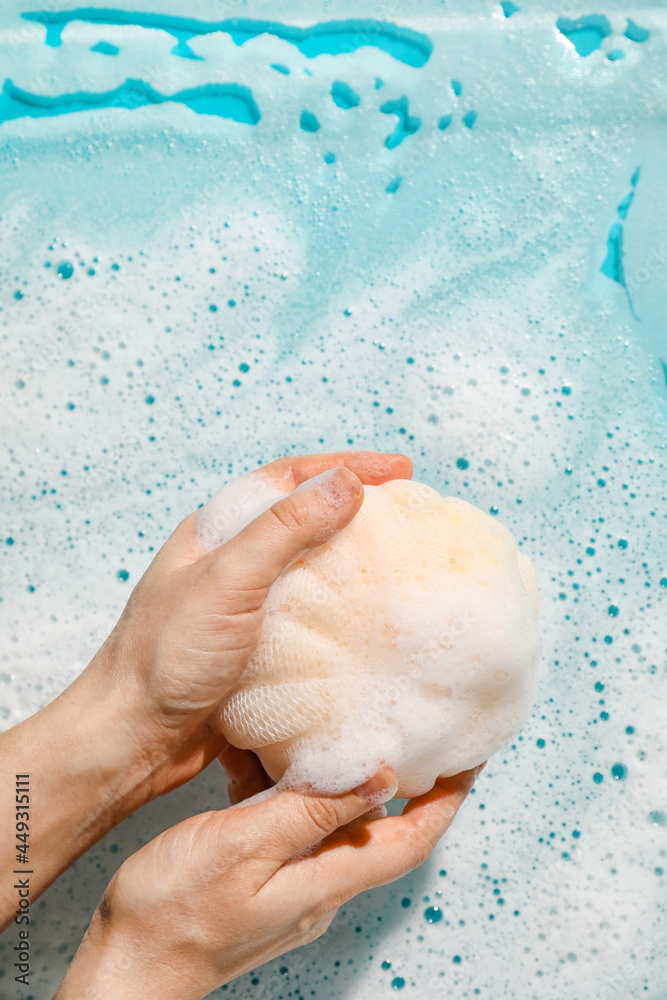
[196,474,540,797]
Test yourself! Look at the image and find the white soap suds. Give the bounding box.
[195,468,288,552]
[197,475,540,796]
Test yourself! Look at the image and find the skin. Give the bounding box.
[0,450,482,998]
[54,764,481,999]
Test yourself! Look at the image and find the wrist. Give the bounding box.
[0,650,157,927]
[55,912,208,1000]
[54,921,138,1000]
[92,627,227,802]
[56,649,158,823]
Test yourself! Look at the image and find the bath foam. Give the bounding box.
[196,474,540,797]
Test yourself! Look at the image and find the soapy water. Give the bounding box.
[0,1,666,997]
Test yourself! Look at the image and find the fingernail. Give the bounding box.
[298,467,362,509]
[475,762,487,777]
[354,766,398,804]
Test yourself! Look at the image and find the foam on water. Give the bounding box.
[0,1,665,997]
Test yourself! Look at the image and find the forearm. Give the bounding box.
[0,651,155,931]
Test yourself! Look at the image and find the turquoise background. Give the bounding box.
[0,2,665,996]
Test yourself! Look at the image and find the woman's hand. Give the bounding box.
[0,450,412,928]
[54,763,481,1000]
[93,450,412,795]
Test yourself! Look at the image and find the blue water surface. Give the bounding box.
[0,2,665,998]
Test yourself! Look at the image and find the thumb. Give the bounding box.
[203,466,363,606]
[236,767,398,866]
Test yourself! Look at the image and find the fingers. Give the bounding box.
[238,767,398,865]
[218,745,272,805]
[160,452,411,567]
[334,803,389,836]
[203,466,364,604]
[282,767,480,905]
[265,451,413,490]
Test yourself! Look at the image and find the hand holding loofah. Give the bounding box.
[196,474,540,797]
